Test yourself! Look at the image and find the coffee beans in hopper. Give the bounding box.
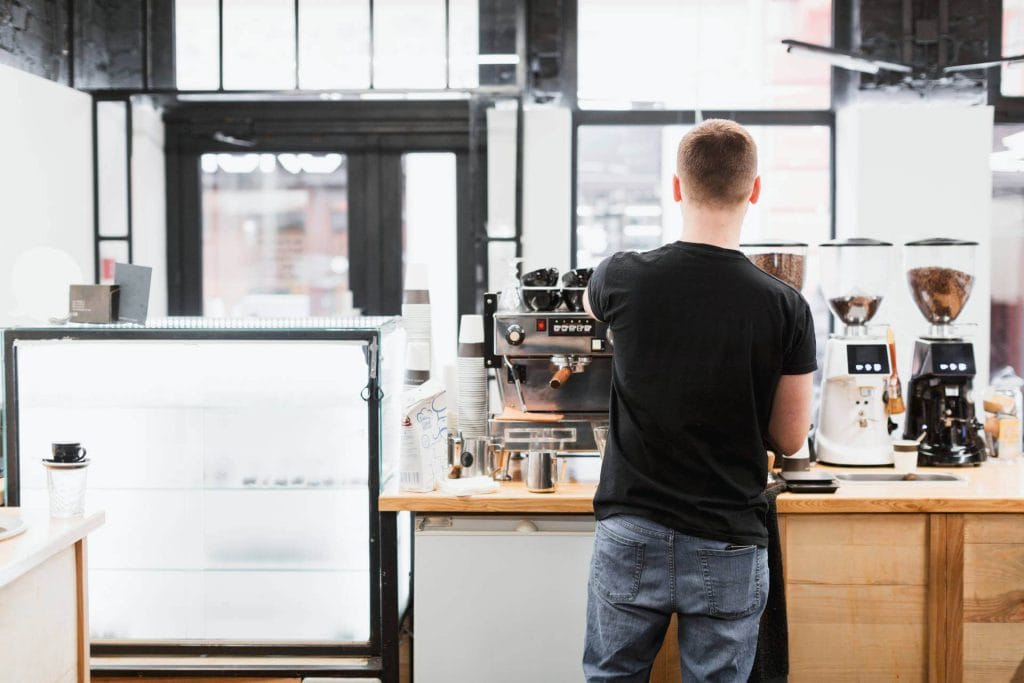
[748,253,806,291]
[907,267,974,324]
[828,296,882,326]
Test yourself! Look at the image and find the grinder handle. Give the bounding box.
[550,366,572,389]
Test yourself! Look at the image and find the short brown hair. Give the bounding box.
[676,120,758,207]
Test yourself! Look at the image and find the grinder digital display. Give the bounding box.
[845,344,890,375]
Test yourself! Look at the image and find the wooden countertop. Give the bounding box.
[381,482,598,513]
[0,509,104,589]
[379,461,1024,514]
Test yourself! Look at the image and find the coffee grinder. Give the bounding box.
[816,239,896,466]
[902,238,986,466]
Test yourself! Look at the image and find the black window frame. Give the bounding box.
[92,94,136,282]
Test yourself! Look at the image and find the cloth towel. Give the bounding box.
[748,481,789,683]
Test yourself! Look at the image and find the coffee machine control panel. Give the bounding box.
[490,313,611,358]
[544,318,595,337]
[845,344,890,375]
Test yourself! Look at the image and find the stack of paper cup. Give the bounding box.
[403,263,432,374]
[443,363,459,434]
[405,342,431,390]
[457,314,488,438]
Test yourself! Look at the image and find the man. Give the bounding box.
[582,119,816,682]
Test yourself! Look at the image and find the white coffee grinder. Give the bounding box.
[816,238,896,466]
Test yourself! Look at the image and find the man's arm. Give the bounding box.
[583,289,603,322]
[768,372,813,456]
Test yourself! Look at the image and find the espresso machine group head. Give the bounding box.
[902,238,986,466]
[815,239,896,466]
[483,293,611,452]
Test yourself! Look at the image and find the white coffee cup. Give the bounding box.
[892,440,919,474]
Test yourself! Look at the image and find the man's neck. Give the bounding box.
[679,203,746,250]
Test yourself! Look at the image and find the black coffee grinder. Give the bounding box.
[902,238,987,466]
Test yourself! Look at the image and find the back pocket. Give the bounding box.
[697,545,761,619]
[591,523,645,603]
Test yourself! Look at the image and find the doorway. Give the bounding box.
[165,100,484,333]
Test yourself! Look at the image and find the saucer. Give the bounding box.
[41,458,91,469]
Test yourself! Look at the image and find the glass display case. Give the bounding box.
[1,318,406,665]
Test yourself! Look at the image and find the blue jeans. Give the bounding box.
[584,514,768,683]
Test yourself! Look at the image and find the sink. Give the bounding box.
[833,472,965,483]
[0,513,27,541]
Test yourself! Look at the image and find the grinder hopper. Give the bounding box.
[904,238,977,336]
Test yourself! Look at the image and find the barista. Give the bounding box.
[582,119,815,682]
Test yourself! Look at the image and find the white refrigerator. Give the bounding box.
[414,514,595,682]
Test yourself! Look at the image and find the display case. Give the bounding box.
[1,318,407,676]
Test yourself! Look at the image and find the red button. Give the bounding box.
[537,319,547,332]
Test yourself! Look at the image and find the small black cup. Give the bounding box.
[523,288,562,312]
[521,267,562,311]
[521,268,559,287]
[561,268,594,311]
[51,442,87,463]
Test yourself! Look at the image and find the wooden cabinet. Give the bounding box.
[0,510,103,683]
[0,546,87,682]
[962,514,1024,681]
[783,514,930,681]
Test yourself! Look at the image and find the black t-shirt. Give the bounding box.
[587,241,817,547]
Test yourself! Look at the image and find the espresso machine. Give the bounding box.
[902,239,986,466]
[815,239,896,466]
[483,293,611,453]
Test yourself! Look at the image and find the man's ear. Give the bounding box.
[749,176,761,205]
[673,175,683,203]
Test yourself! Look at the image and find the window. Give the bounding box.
[572,1,835,376]
[575,124,831,359]
[298,0,372,89]
[1003,0,1024,97]
[373,0,448,89]
[173,0,520,91]
[96,101,132,283]
[222,0,297,90]
[577,0,832,109]
[991,124,1024,372]
[201,153,351,317]
[576,125,830,265]
[175,0,220,90]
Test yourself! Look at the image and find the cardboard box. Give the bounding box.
[69,285,120,323]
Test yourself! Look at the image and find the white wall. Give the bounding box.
[521,106,572,272]
[836,104,994,388]
[0,63,93,324]
[131,100,168,317]
[486,106,517,241]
